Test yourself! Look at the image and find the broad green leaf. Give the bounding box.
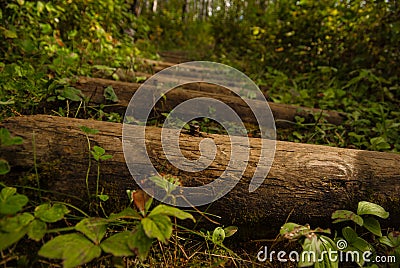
[351,237,374,255]
[0,187,29,215]
[142,214,172,244]
[357,201,389,219]
[212,227,225,245]
[28,219,47,241]
[109,207,141,220]
[332,210,363,226]
[79,126,99,135]
[342,226,358,243]
[0,226,28,251]
[75,217,108,244]
[34,203,69,223]
[104,86,119,102]
[149,205,195,222]
[101,231,135,256]
[128,224,153,261]
[224,226,238,237]
[379,231,400,248]
[363,217,382,237]
[0,159,10,175]
[38,233,101,268]
[0,212,34,232]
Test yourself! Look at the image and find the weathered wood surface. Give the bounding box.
[74,77,346,126]
[1,115,399,238]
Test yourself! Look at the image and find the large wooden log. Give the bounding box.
[1,115,399,239]
[74,77,346,126]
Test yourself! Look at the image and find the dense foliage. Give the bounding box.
[149,0,400,151]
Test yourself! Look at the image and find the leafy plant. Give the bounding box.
[0,128,23,175]
[280,223,338,267]
[38,189,195,267]
[0,187,69,251]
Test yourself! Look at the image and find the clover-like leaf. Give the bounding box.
[34,203,69,223]
[28,219,47,241]
[75,217,108,244]
[0,187,29,215]
[128,224,154,261]
[149,204,195,222]
[101,231,135,257]
[39,233,101,268]
[142,214,172,244]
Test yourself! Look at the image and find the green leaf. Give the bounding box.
[342,226,358,243]
[357,201,389,219]
[104,86,119,102]
[39,233,101,268]
[75,217,108,244]
[0,212,34,232]
[0,187,29,215]
[0,226,28,251]
[91,145,106,161]
[363,217,382,237]
[0,159,10,175]
[99,154,112,161]
[34,203,69,223]
[212,227,225,245]
[142,214,172,244]
[128,224,154,261]
[79,126,99,135]
[101,231,135,257]
[149,205,195,222]
[109,207,141,220]
[224,226,238,238]
[332,210,364,226]
[351,237,373,252]
[28,219,47,241]
[379,231,400,248]
[97,194,109,202]
[0,128,23,147]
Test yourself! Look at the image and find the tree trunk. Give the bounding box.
[1,115,399,239]
[73,77,346,127]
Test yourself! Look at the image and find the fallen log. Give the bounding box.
[1,115,399,239]
[74,77,346,126]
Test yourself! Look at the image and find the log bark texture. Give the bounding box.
[74,77,346,127]
[1,115,399,239]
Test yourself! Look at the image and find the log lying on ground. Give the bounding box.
[74,77,346,126]
[1,115,399,239]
